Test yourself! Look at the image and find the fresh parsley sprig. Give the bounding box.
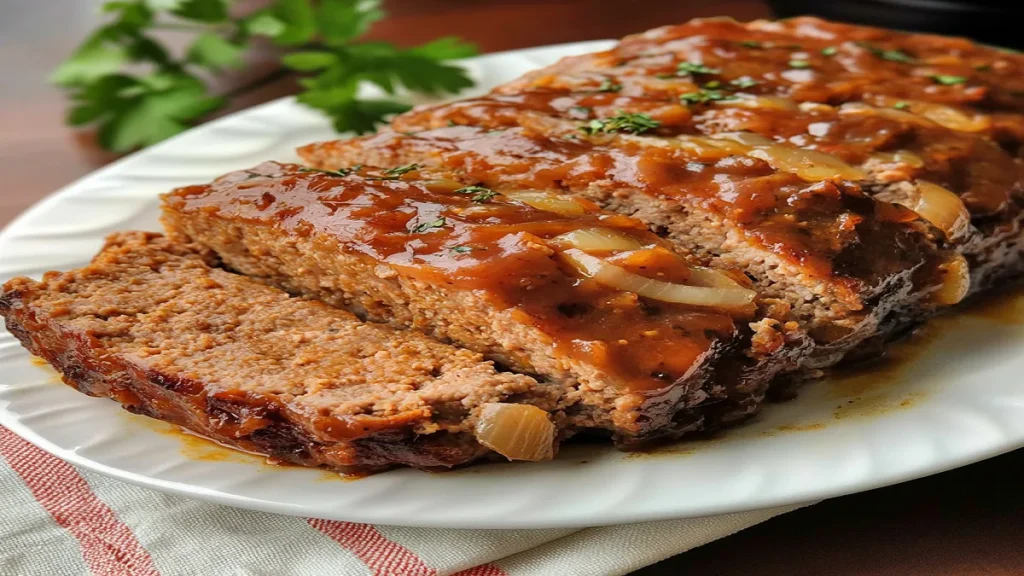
[52,0,477,152]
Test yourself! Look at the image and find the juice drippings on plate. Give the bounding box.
[960,282,1024,325]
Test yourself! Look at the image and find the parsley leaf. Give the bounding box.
[580,112,661,135]
[317,0,385,46]
[187,33,245,72]
[679,89,735,105]
[53,0,478,150]
[455,186,499,203]
[929,74,968,85]
[450,245,476,253]
[50,29,128,87]
[597,78,622,92]
[409,217,446,234]
[171,0,230,23]
[676,62,719,75]
[84,73,224,152]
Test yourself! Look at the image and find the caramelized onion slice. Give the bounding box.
[551,228,644,254]
[912,181,970,240]
[686,266,747,289]
[915,102,990,133]
[474,403,555,462]
[868,150,925,169]
[714,94,799,111]
[931,253,970,306]
[712,132,867,182]
[562,249,756,310]
[505,191,588,216]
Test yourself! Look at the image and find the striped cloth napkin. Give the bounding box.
[0,426,803,576]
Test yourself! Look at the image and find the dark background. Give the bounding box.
[0,2,1021,575]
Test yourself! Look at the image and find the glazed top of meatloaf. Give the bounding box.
[298,17,1020,347]
[162,161,772,394]
[0,233,548,448]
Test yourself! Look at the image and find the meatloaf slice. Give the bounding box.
[0,232,563,473]
[161,162,800,444]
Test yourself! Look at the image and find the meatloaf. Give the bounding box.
[300,16,1024,371]
[161,162,798,444]
[0,233,564,473]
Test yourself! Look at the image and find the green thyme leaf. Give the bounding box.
[299,165,360,177]
[365,163,422,180]
[679,89,735,105]
[703,80,722,89]
[893,101,910,110]
[739,41,762,49]
[729,77,759,89]
[859,42,917,64]
[455,185,499,203]
[580,111,661,135]
[821,46,838,57]
[409,217,446,234]
[788,59,810,69]
[597,78,622,92]
[676,62,719,75]
[450,245,475,253]
[929,74,967,85]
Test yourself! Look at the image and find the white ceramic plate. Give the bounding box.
[2,41,1023,529]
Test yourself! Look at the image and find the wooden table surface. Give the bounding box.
[1,2,1021,575]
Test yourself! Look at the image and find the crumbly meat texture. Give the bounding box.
[161,162,800,443]
[299,16,1024,370]
[0,233,558,473]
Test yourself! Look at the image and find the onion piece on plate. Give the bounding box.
[911,180,971,240]
[931,253,971,306]
[474,403,555,462]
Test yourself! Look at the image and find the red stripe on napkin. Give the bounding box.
[0,427,160,576]
[453,563,509,576]
[308,519,437,576]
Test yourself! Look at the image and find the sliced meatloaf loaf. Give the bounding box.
[0,232,569,473]
[300,16,1024,369]
[161,162,802,444]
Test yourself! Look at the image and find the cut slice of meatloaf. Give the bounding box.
[300,16,1024,369]
[0,232,568,473]
[161,162,801,444]
[299,125,965,370]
